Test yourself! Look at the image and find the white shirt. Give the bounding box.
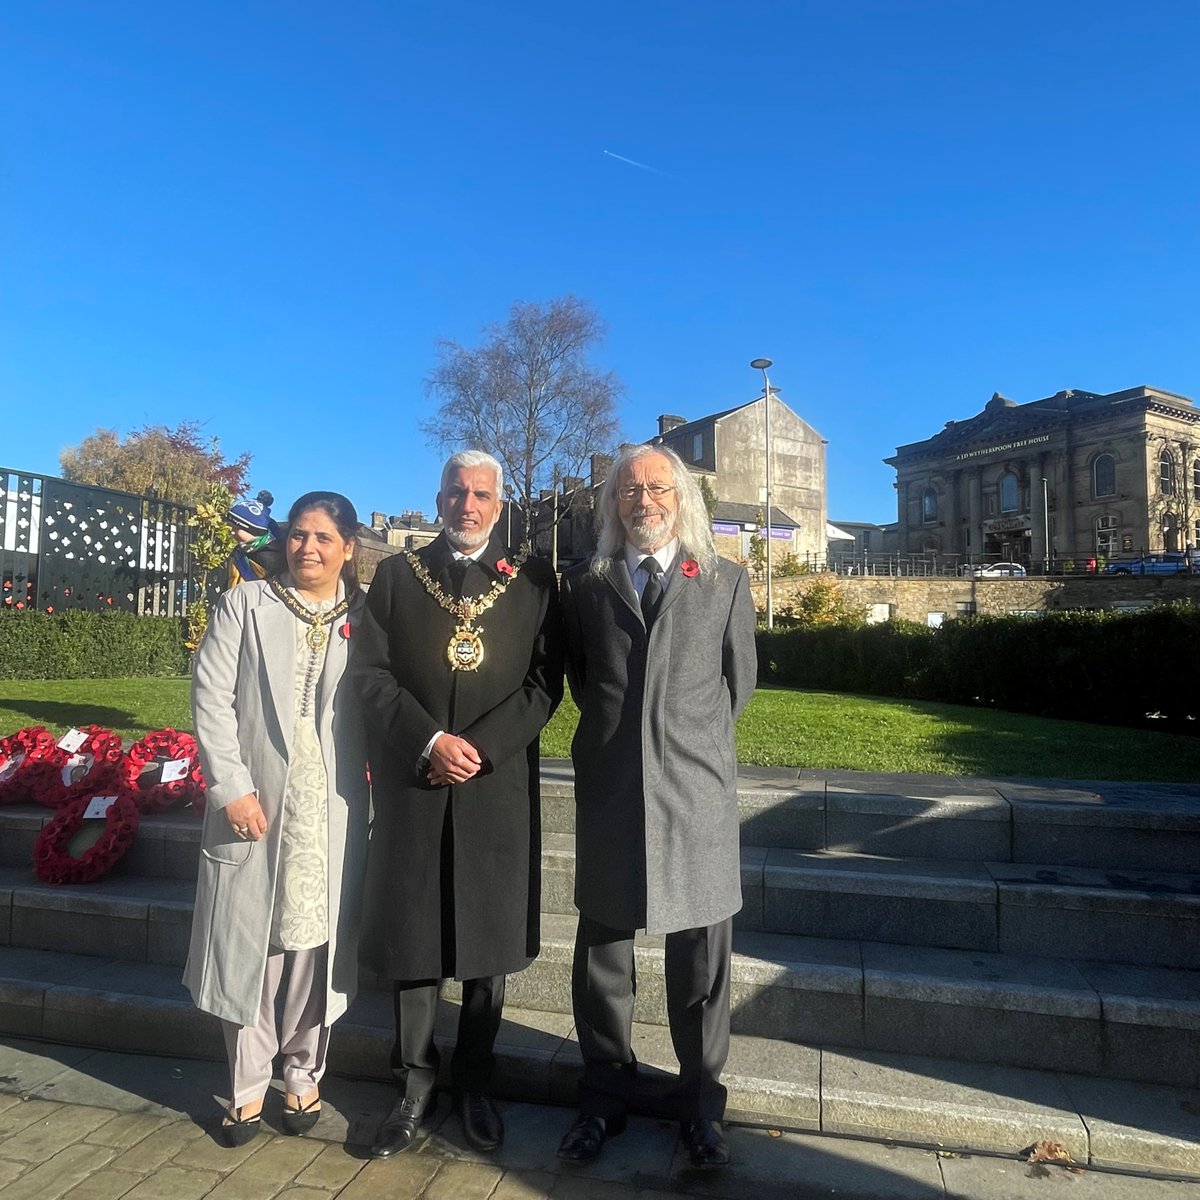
[625,538,678,600]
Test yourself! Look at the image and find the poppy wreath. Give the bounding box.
[27,724,124,809]
[121,728,207,814]
[0,726,61,806]
[33,790,141,885]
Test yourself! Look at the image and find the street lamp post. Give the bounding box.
[750,357,775,630]
[1042,477,1050,574]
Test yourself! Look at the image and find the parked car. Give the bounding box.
[963,562,1027,578]
[1104,552,1189,576]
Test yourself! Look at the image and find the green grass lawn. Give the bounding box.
[3,677,1196,783]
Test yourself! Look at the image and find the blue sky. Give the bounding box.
[3,1,1196,525]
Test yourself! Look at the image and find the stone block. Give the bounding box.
[862,942,1101,1074]
[764,851,998,951]
[539,833,576,917]
[2,1141,117,1200]
[0,810,46,869]
[1003,782,1200,872]
[1058,1073,1200,1174]
[826,788,1009,862]
[1078,961,1200,1089]
[11,887,148,962]
[737,787,825,850]
[991,863,1200,970]
[146,901,192,968]
[821,1049,1087,1156]
[735,846,766,932]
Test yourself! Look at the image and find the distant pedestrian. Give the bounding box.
[1187,543,1196,574]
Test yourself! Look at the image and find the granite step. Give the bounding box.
[1,946,1199,1173]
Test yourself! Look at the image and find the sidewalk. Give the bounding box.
[4,1038,1200,1200]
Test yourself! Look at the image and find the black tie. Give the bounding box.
[640,557,663,626]
[449,557,470,596]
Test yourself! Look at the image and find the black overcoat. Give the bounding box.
[353,532,562,981]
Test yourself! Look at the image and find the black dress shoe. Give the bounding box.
[455,1090,504,1152]
[556,1112,626,1164]
[681,1118,730,1168]
[371,1092,431,1158]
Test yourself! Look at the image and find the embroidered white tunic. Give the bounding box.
[269,590,335,951]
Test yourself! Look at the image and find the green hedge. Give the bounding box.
[0,610,189,679]
[757,604,1200,731]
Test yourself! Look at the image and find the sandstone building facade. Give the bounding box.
[885,385,1200,568]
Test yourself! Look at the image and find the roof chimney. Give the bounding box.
[658,414,687,435]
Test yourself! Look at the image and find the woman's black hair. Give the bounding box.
[282,491,361,594]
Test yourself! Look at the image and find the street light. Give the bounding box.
[750,357,774,630]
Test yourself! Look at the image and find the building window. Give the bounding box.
[1096,515,1118,558]
[955,601,976,616]
[1163,511,1179,551]
[1193,459,1200,503]
[1159,450,1176,495]
[921,488,938,523]
[1093,454,1115,498]
[692,432,704,462]
[999,471,1019,513]
[984,494,997,516]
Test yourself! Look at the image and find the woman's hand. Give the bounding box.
[224,793,268,841]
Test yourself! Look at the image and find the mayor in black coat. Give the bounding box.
[352,450,562,1157]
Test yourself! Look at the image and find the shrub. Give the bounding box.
[0,610,189,679]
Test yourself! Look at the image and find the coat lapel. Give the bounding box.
[604,557,643,623]
[251,597,296,751]
[655,554,696,624]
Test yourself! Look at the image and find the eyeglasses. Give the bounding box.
[617,484,676,501]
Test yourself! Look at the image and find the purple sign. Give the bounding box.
[769,527,792,540]
[711,522,740,536]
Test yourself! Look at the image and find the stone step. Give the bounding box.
[547,837,1200,969]
[2,946,1199,1173]
[4,768,1198,881]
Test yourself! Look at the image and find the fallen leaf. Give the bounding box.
[767,1129,782,1138]
[1023,1140,1074,1165]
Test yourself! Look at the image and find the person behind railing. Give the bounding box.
[226,490,285,586]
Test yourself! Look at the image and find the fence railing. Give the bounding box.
[753,552,1116,580]
[1,468,194,616]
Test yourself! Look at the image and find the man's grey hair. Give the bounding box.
[591,443,717,576]
[440,449,504,497]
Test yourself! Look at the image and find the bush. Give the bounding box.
[0,610,189,679]
[759,604,1200,731]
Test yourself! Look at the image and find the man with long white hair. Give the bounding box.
[354,449,562,1159]
[556,442,757,1170]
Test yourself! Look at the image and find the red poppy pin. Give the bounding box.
[340,621,352,640]
[496,558,514,577]
[680,559,700,577]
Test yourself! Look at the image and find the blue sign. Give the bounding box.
[711,522,740,536]
[769,527,792,540]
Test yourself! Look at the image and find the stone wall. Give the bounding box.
[750,573,1200,623]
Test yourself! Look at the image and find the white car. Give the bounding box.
[964,562,1027,578]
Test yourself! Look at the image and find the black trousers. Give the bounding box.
[390,974,505,1098]
[571,913,732,1122]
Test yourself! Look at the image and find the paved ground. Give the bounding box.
[3,1038,1200,1199]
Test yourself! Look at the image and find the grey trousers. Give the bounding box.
[571,915,733,1122]
[220,944,330,1109]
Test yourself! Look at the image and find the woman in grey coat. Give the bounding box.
[184,491,368,1146]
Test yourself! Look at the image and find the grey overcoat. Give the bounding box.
[560,553,757,934]
[183,578,369,1028]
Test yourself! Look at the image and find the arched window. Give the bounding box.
[1192,459,1200,502]
[1095,515,1117,558]
[921,487,938,523]
[1163,512,1180,551]
[1093,454,1115,498]
[1159,450,1176,495]
[999,471,1019,513]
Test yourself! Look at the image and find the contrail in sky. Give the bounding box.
[603,149,669,177]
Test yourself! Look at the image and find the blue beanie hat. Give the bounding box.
[227,490,274,535]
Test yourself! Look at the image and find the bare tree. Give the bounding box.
[422,296,622,545]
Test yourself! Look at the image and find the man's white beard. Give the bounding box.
[445,521,497,552]
[627,507,676,549]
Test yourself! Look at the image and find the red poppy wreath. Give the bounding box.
[120,728,206,814]
[26,724,125,809]
[33,790,141,885]
[0,726,60,806]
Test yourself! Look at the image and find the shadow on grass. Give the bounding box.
[0,697,138,733]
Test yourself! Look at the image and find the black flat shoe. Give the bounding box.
[371,1092,431,1158]
[681,1118,730,1169]
[281,1092,321,1137]
[556,1112,626,1164]
[219,1104,263,1148]
[455,1090,504,1152]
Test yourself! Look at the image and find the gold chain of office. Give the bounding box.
[268,578,351,652]
[402,550,525,672]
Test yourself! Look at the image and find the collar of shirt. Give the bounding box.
[451,544,490,563]
[625,539,679,597]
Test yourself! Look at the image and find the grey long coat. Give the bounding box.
[183,579,369,1028]
[560,553,757,934]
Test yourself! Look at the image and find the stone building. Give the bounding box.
[885,385,1200,568]
[653,391,827,562]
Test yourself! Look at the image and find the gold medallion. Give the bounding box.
[447,626,484,671]
[306,624,329,652]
